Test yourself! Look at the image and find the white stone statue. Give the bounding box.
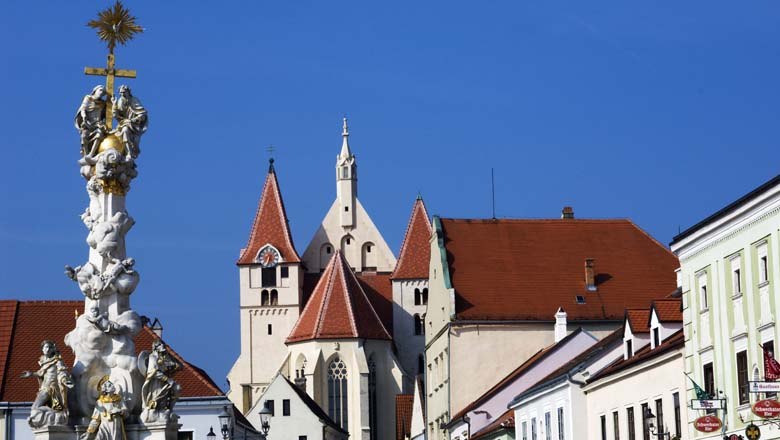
[138,340,182,423]
[82,379,128,440]
[75,86,108,158]
[21,341,74,428]
[113,85,148,159]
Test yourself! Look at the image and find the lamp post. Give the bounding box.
[206,427,217,440]
[644,408,670,440]
[218,406,232,440]
[258,405,272,439]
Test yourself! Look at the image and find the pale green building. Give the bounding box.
[671,174,780,439]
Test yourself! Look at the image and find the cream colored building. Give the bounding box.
[671,174,780,439]
[425,214,680,440]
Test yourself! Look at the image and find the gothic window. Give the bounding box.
[270,289,278,305]
[414,289,422,305]
[261,290,269,306]
[414,314,423,336]
[422,288,428,305]
[368,357,378,440]
[328,357,349,430]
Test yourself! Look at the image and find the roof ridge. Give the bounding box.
[337,254,359,337]
[0,300,19,400]
[314,256,337,339]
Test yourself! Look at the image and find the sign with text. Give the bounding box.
[749,381,780,393]
[691,399,725,410]
[752,399,780,418]
[693,415,722,433]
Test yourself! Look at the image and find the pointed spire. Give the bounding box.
[339,117,352,159]
[287,251,391,343]
[237,161,300,265]
[392,197,432,280]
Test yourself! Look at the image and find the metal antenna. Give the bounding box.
[491,168,496,219]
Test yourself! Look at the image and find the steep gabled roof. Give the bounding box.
[287,251,391,343]
[471,410,514,440]
[650,298,682,324]
[587,328,685,383]
[237,161,300,265]
[395,394,414,440]
[282,375,348,435]
[392,197,432,280]
[625,309,651,334]
[437,218,679,321]
[0,300,222,402]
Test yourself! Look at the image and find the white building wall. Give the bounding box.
[392,279,428,379]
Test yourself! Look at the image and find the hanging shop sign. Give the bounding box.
[752,399,780,418]
[691,399,726,410]
[745,422,761,440]
[749,381,780,393]
[693,415,722,433]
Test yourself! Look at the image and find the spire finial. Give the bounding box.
[339,116,352,159]
[342,117,349,137]
[266,145,275,172]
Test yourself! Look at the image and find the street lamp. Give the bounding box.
[218,406,232,440]
[258,405,272,438]
[206,427,216,440]
[644,408,670,440]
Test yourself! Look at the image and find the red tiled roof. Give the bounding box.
[392,197,432,280]
[438,218,679,321]
[395,394,414,440]
[587,328,685,383]
[0,300,19,400]
[237,162,300,265]
[0,300,222,402]
[651,299,682,323]
[471,410,514,440]
[625,309,651,333]
[287,251,391,343]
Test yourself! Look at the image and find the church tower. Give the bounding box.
[302,119,396,274]
[227,159,304,414]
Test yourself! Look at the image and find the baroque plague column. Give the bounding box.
[24,3,181,440]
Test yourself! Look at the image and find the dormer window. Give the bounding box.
[575,295,586,304]
[626,339,633,357]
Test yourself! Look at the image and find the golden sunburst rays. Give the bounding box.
[87,1,144,54]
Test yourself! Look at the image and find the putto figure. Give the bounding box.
[139,340,182,423]
[20,340,74,428]
[75,85,108,157]
[113,85,148,159]
[82,378,128,440]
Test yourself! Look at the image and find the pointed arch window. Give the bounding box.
[328,357,349,430]
[414,314,424,336]
[368,357,378,440]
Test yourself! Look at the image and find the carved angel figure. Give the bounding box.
[139,340,181,423]
[21,340,74,428]
[82,379,127,440]
[75,86,108,157]
[113,85,148,159]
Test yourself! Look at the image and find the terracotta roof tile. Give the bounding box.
[471,410,514,440]
[587,328,684,383]
[625,309,651,333]
[0,300,222,402]
[651,299,682,323]
[395,394,414,440]
[0,300,19,399]
[287,252,391,343]
[438,218,679,321]
[392,198,432,280]
[237,163,300,265]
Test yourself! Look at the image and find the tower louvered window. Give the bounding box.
[328,357,349,430]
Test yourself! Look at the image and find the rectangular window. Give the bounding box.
[557,407,565,440]
[261,267,276,287]
[733,268,742,294]
[641,403,649,440]
[626,340,633,357]
[265,399,275,416]
[280,266,289,278]
[267,324,272,335]
[521,421,528,440]
[627,407,635,440]
[737,350,749,404]
[544,412,551,440]
[613,411,620,440]
[698,273,708,310]
[765,341,777,397]
[531,417,537,440]
[703,363,714,396]
[298,437,307,440]
[600,415,606,440]
[177,432,193,440]
[761,254,769,283]
[653,328,660,348]
[283,399,290,416]
[655,399,664,437]
[673,392,681,437]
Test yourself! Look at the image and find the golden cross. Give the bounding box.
[84,53,136,130]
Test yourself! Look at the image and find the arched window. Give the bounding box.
[414,314,423,336]
[261,290,269,306]
[414,288,422,305]
[422,288,429,305]
[362,242,377,272]
[270,289,278,305]
[368,357,378,440]
[328,357,349,430]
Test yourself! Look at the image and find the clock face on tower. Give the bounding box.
[258,247,280,268]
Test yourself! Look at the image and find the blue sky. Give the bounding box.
[1,1,779,388]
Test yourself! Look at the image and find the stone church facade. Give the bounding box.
[227,120,430,440]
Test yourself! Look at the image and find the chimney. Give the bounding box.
[554,308,567,342]
[585,259,597,291]
[561,206,574,219]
